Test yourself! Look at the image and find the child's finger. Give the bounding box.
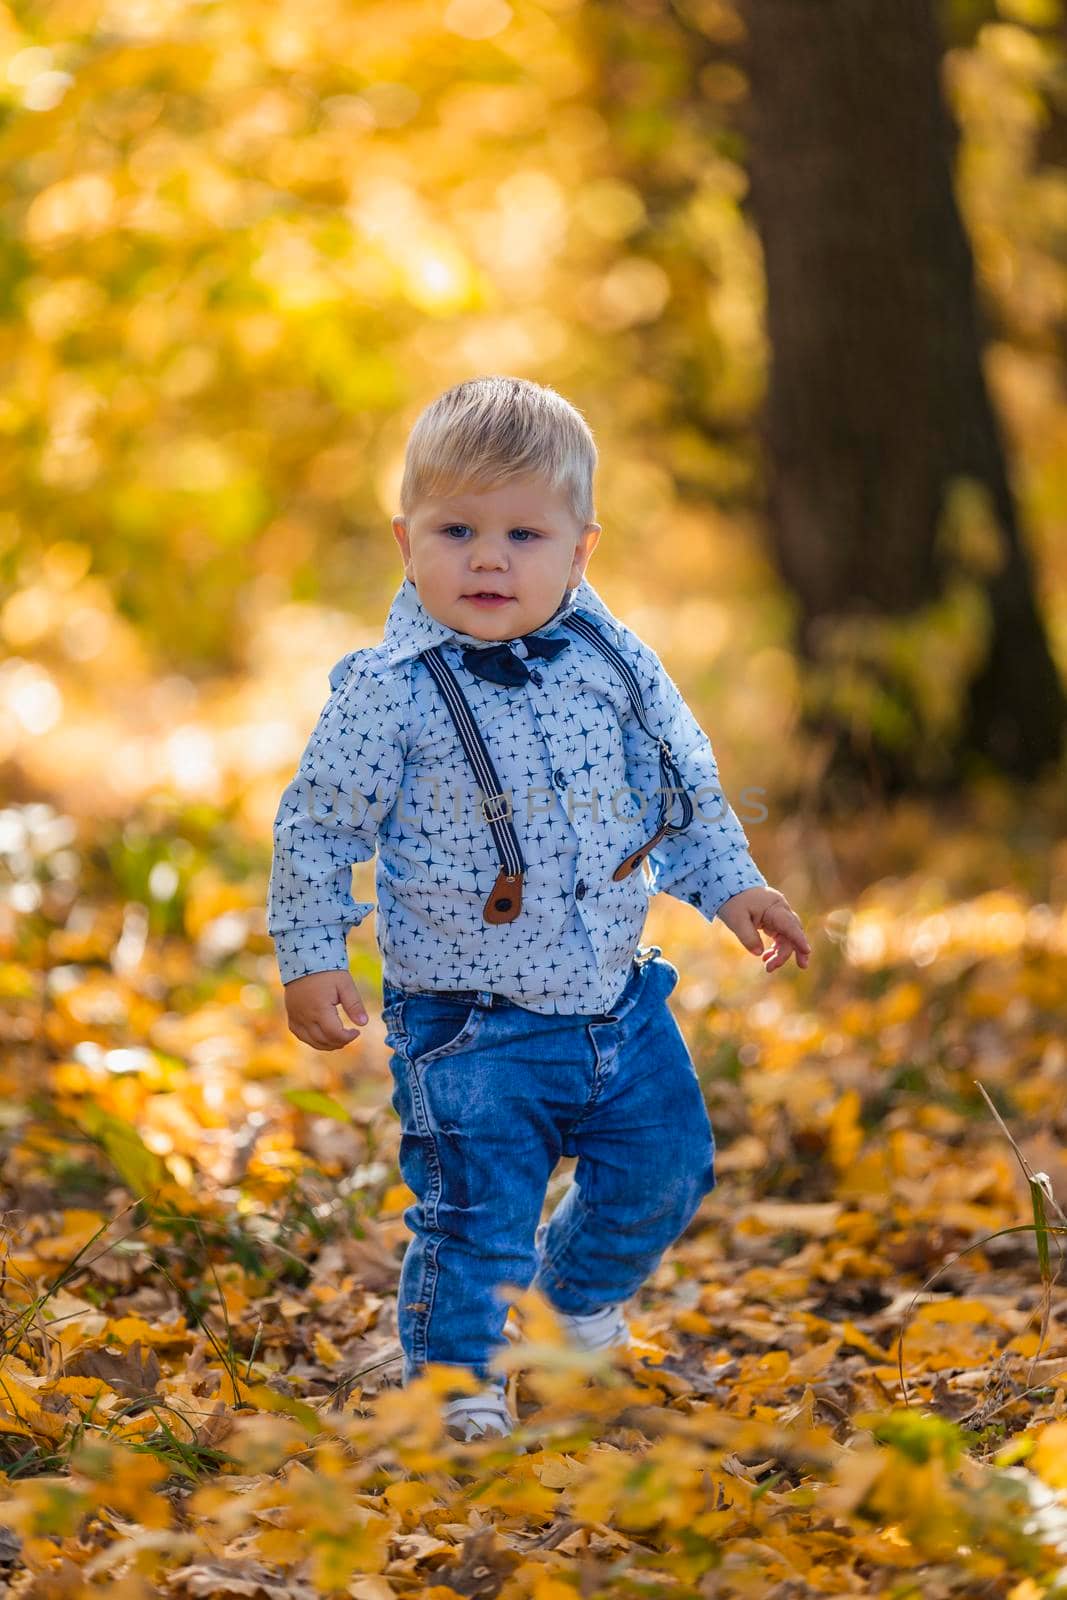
[321,1013,361,1047]
[336,973,369,1025]
[761,941,785,971]
[763,930,810,972]
[761,904,811,955]
[294,1008,359,1050]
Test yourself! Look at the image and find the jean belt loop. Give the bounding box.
[476,988,496,1007]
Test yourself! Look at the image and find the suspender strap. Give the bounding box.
[561,614,695,879]
[420,647,524,924]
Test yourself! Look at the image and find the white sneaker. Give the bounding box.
[535,1224,632,1351]
[441,1383,515,1442]
[555,1301,632,1351]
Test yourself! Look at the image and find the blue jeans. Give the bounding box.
[381,947,716,1387]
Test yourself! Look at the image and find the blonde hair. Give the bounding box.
[399,376,598,525]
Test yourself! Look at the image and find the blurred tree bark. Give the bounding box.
[737,0,1066,800]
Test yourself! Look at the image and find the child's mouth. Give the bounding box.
[464,593,515,606]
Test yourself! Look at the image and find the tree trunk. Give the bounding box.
[737,0,1066,799]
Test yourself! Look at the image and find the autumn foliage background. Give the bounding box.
[2,0,1067,1595]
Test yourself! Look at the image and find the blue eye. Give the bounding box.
[441,524,540,541]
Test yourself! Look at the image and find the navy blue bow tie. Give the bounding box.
[460,632,570,688]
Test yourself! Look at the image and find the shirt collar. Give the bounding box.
[382,575,624,667]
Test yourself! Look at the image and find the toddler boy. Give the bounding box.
[268,376,809,1440]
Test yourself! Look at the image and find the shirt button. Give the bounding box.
[529,669,543,686]
[553,768,566,788]
[575,879,587,900]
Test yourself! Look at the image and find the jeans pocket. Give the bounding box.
[382,1001,407,1055]
[402,996,483,1069]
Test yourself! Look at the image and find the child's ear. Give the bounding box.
[570,523,601,584]
[392,516,412,570]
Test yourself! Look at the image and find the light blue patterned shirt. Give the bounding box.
[268,576,768,1014]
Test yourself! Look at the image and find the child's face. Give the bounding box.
[392,474,601,641]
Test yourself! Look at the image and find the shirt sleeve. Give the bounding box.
[267,650,408,984]
[616,630,768,921]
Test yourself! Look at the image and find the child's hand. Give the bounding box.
[717,887,811,972]
[283,969,369,1050]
